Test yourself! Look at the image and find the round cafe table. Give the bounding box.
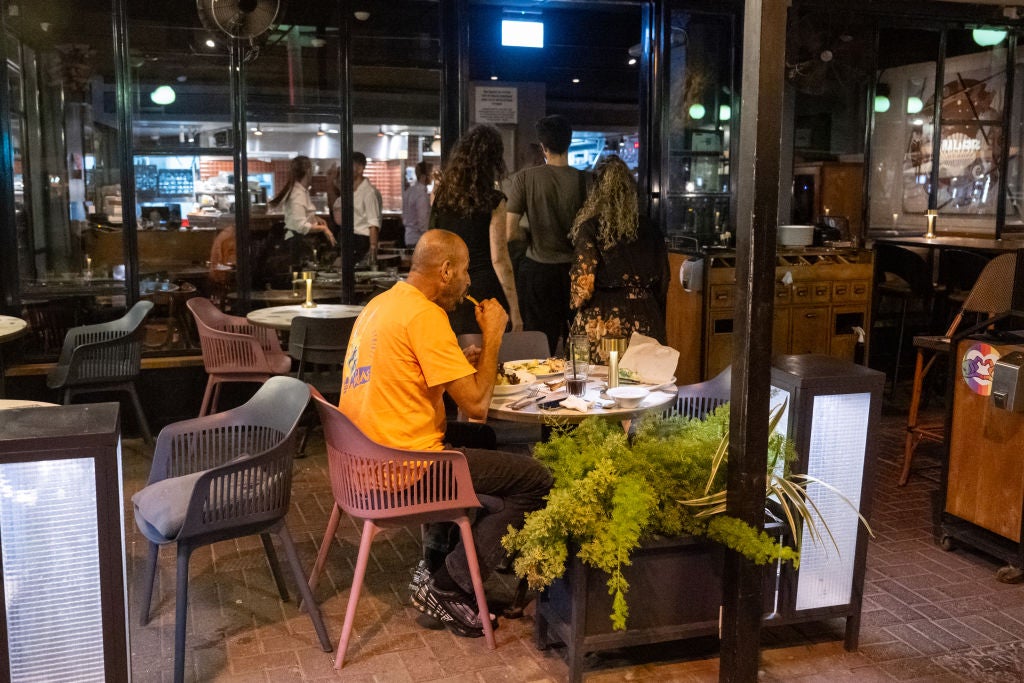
[488,379,677,425]
[246,303,365,331]
[0,315,29,399]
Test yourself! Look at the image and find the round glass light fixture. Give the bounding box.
[572,78,580,84]
[688,103,706,120]
[873,95,891,113]
[628,57,637,66]
[906,96,924,114]
[719,104,731,121]
[490,75,498,81]
[972,28,1007,47]
[150,85,175,106]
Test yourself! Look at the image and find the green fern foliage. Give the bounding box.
[502,406,803,631]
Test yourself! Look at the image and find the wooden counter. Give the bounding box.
[666,248,873,381]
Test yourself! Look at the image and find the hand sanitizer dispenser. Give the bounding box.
[992,351,1024,412]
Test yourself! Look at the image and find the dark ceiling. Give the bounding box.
[6,0,642,125]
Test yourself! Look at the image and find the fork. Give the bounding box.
[509,385,542,410]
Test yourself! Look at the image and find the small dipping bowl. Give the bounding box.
[606,386,650,408]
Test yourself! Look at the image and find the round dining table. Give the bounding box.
[246,303,365,331]
[488,380,677,425]
[0,315,29,399]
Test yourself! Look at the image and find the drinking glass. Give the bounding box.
[566,334,590,397]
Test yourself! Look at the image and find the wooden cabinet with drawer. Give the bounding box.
[667,250,874,381]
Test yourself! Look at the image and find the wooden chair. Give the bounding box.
[132,376,331,683]
[899,253,1016,486]
[306,391,496,668]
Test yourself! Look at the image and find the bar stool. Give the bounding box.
[872,244,943,394]
[899,253,1016,486]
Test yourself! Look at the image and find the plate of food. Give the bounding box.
[502,357,566,380]
[493,368,536,396]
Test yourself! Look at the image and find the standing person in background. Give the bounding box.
[505,115,587,354]
[569,155,669,364]
[268,155,336,266]
[333,152,381,266]
[431,125,522,334]
[403,161,432,248]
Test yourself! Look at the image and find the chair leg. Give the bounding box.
[210,382,223,415]
[308,503,342,596]
[199,378,215,417]
[900,350,938,487]
[336,520,380,669]
[261,532,289,601]
[139,541,160,626]
[275,524,332,651]
[173,545,193,683]
[126,383,153,443]
[63,388,73,405]
[890,299,910,395]
[455,516,496,650]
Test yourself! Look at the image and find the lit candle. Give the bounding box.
[892,212,899,228]
[925,210,937,238]
[824,207,830,216]
[86,255,92,270]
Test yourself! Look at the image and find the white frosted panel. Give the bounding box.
[795,392,869,611]
[1,459,106,682]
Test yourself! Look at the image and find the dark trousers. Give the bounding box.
[517,257,571,355]
[442,448,552,594]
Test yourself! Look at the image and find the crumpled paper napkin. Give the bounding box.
[559,395,591,412]
[619,332,680,384]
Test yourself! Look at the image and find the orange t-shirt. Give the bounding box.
[339,281,475,451]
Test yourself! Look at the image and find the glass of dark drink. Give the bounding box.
[566,334,590,397]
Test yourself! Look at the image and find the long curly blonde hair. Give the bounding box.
[570,155,638,250]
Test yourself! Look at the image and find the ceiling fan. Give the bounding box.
[197,0,282,60]
[785,11,870,96]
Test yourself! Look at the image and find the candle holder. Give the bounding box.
[925,209,937,239]
[301,278,317,308]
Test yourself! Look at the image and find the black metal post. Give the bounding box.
[231,41,251,309]
[720,0,787,680]
[996,33,1016,241]
[440,0,468,164]
[339,0,356,304]
[0,0,17,311]
[113,0,139,306]
[638,0,659,222]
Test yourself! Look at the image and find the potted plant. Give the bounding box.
[502,405,870,631]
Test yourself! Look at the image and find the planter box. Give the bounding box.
[534,534,779,683]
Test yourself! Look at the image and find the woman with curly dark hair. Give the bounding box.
[569,155,669,363]
[430,125,521,334]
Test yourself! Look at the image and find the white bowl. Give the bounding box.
[777,224,814,247]
[493,371,536,396]
[606,386,650,408]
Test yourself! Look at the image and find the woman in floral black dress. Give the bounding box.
[569,155,669,363]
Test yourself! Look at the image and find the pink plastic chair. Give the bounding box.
[307,390,496,668]
[186,297,291,416]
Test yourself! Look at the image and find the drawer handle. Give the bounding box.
[815,287,828,295]
[853,285,866,294]
[804,312,818,319]
[715,292,729,300]
[835,286,848,295]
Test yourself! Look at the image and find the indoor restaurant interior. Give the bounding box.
[2,0,1024,681]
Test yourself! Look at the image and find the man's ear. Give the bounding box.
[439,259,452,282]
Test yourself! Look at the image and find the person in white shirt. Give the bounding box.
[402,161,432,248]
[268,155,336,266]
[333,152,382,265]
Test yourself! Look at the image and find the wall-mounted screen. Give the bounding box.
[502,19,544,48]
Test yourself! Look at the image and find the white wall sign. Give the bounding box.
[475,87,518,125]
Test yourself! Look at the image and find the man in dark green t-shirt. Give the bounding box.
[505,115,587,354]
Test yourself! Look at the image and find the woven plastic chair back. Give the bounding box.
[148,376,310,540]
[961,253,1016,316]
[53,300,153,386]
[457,330,550,362]
[289,316,354,370]
[187,297,286,375]
[311,391,482,524]
[671,365,731,420]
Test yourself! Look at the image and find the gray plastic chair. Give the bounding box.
[133,376,331,683]
[288,315,355,396]
[458,330,550,362]
[46,300,154,442]
[670,365,732,419]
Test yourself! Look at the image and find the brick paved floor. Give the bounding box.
[123,389,1024,682]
